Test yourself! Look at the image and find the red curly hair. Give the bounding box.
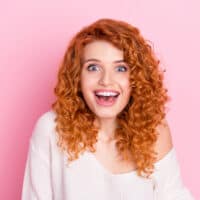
[52,18,169,178]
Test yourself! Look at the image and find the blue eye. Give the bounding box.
[87,64,100,71]
[116,65,127,72]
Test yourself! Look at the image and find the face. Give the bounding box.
[80,40,131,121]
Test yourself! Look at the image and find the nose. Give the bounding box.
[98,70,113,86]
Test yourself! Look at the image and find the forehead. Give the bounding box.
[82,40,124,62]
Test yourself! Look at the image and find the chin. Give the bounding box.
[94,112,118,120]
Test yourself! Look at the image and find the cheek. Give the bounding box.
[120,78,131,99]
[81,74,97,88]
[120,77,130,90]
[80,75,95,97]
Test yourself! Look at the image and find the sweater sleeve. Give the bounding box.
[21,111,55,200]
[152,148,195,200]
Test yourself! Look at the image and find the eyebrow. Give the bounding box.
[83,58,125,64]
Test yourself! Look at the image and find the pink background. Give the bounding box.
[0,0,199,199]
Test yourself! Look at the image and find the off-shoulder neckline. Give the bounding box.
[85,147,175,179]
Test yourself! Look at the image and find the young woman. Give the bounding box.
[21,18,194,199]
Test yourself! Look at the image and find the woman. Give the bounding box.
[21,18,194,199]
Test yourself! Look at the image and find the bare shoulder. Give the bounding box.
[154,118,173,161]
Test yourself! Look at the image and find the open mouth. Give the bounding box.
[94,91,120,106]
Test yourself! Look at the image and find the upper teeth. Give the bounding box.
[95,91,119,97]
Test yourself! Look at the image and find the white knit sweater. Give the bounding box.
[21,110,194,200]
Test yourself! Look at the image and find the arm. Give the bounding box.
[21,112,54,200]
[152,119,195,200]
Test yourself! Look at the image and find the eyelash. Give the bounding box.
[87,64,100,71]
[116,65,127,72]
[87,64,128,72]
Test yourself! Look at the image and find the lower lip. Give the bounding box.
[94,95,119,106]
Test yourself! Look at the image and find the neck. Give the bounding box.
[94,117,118,142]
